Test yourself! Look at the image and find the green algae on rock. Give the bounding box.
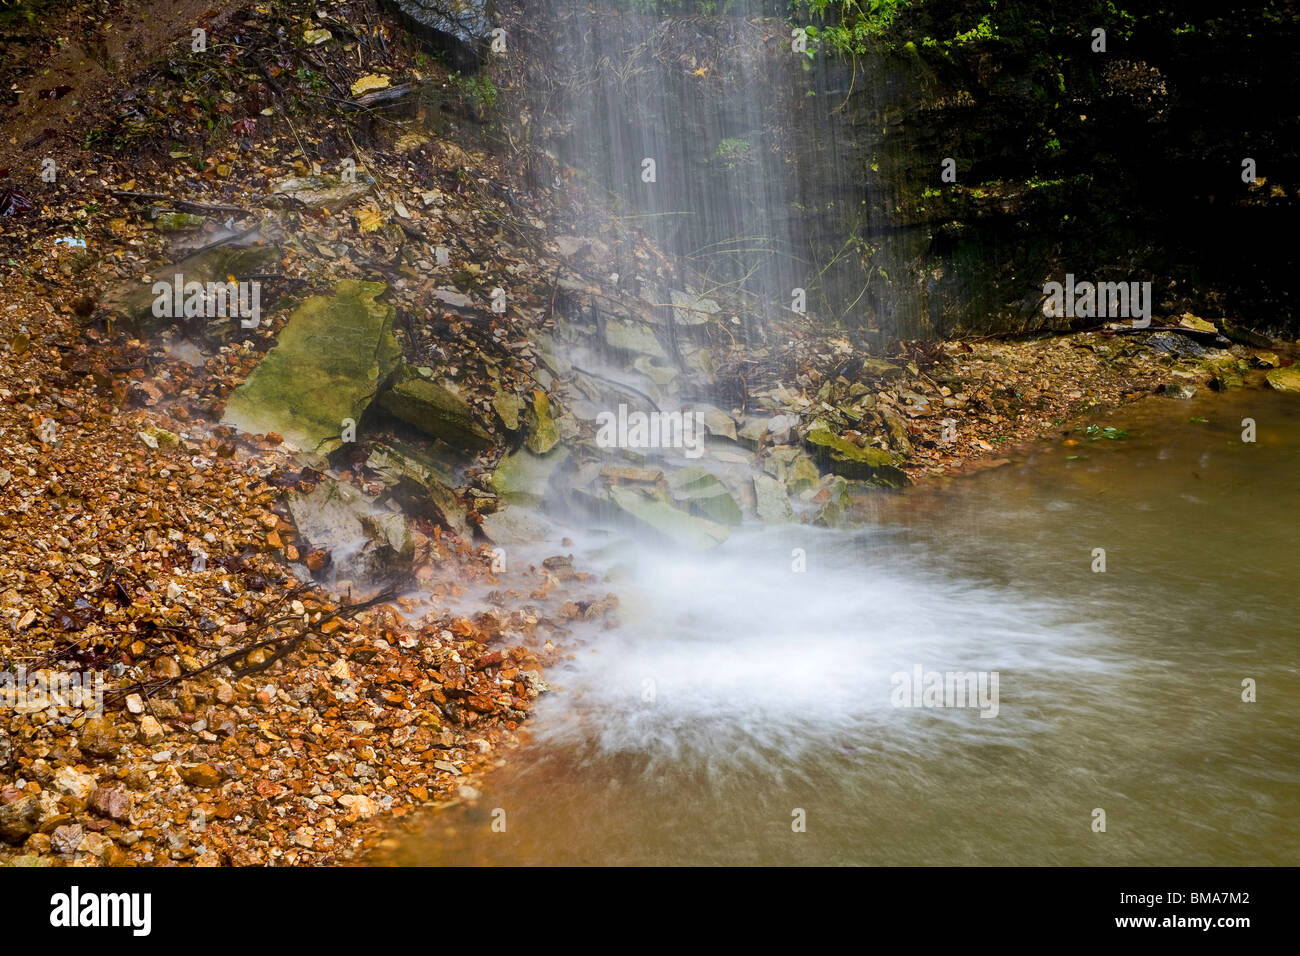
[1265,365,1300,393]
[222,280,400,454]
[805,425,910,486]
[490,445,570,505]
[376,364,493,451]
[608,485,730,550]
[525,389,561,454]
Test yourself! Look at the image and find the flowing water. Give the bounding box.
[383,390,1300,865]
[364,1,1300,866]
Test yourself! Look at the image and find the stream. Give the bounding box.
[377,389,1300,865]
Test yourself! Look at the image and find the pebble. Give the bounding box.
[138,715,165,743]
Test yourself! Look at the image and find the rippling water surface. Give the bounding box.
[381,392,1300,865]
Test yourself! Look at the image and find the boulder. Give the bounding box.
[859,358,905,381]
[690,403,737,441]
[366,442,470,539]
[815,476,854,528]
[287,479,414,580]
[1266,365,1300,393]
[384,0,492,73]
[608,485,730,549]
[1206,357,1245,390]
[879,407,914,457]
[805,426,909,486]
[667,467,742,526]
[106,240,281,336]
[762,446,822,494]
[223,280,400,454]
[0,795,41,844]
[1219,319,1272,348]
[376,364,493,450]
[752,474,795,524]
[525,390,561,454]
[481,507,551,545]
[604,318,668,359]
[490,446,570,505]
[492,390,526,431]
[668,289,721,328]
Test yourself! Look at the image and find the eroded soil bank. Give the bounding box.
[0,0,1295,866]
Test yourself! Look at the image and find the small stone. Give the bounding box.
[0,795,42,844]
[1266,365,1300,393]
[125,694,145,714]
[178,763,222,788]
[1254,352,1280,369]
[78,831,114,858]
[54,767,97,800]
[50,823,84,857]
[338,794,377,820]
[154,657,182,679]
[79,717,120,756]
[138,715,165,744]
[766,414,801,445]
[213,680,235,705]
[88,786,133,822]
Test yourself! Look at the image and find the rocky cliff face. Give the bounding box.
[501,0,1298,341]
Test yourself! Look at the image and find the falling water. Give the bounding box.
[383,388,1300,865]
[382,3,1300,864]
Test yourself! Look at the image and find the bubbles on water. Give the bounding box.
[537,525,1115,776]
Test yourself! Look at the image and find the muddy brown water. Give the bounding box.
[379,390,1299,865]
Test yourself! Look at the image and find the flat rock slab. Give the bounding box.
[608,485,730,550]
[223,280,399,454]
[1266,366,1300,392]
[271,173,374,212]
[106,241,281,336]
[481,507,552,545]
[490,446,570,505]
[753,473,795,524]
[805,425,909,486]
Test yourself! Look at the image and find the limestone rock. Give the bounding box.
[223,280,400,454]
[376,364,493,450]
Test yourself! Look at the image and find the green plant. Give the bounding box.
[1077,424,1129,441]
[714,137,753,168]
[296,67,326,92]
[448,71,499,113]
[795,0,912,55]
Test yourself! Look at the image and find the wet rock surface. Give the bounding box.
[0,0,1296,870]
[223,280,401,454]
